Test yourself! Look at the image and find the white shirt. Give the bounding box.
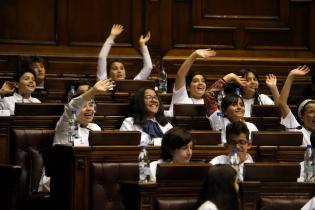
[96,37,153,81]
[243,94,274,117]
[281,110,311,146]
[208,110,258,144]
[53,96,101,146]
[149,159,164,182]
[210,153,254,182]
[0,92,41,115]
[164,85,204,117]
[120,117,173,145]
[197,201,218,210]
[301,197,315,210]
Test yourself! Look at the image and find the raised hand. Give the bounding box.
[139,32,151,47]
[289,65,310,77]
[93,79,115,94]
[223,73,247,87]
[194,49,216,59]
[0,81,15,94]
[265,74,277,88]
[109,24,124,39]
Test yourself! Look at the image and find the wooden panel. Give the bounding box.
[67,0,143,47]
[0,0,56,44]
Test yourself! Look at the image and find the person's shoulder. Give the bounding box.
[245,121,258,131]
[122,117,135,125]
[198,201,218,210]
[210,155,228,165]
[88,123,101,131]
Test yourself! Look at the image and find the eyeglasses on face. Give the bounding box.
[144,95,159,101]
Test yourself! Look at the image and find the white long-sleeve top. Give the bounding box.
[53,96,101,146]
[243,94,274,117]
[164,85,204,117]
[208,110,258,144]
[0,92,41,115]
[281,111,310,146]
[97,37,153,81]
[210,153,254,182]
[119,117,173,145]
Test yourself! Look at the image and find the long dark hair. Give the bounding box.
[129,87,169,127]
[160,127,192,161]
[196,164,240,210]
[221,93,245,121]
[239,68,262,104]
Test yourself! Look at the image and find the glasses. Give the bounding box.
[144,95,159,101]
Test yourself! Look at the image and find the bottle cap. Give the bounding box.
[140,143,148,149]
[71,108,77,114]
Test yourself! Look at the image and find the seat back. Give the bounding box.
[11,129,54,200]
[251,131,303,146]
[89,130,141,146]
[90,162,138,210]
[244,162,300,182]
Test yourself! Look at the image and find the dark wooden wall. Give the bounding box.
[0,0,315,78]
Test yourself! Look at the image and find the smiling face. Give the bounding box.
[188,74,206,99]
[224,97,245,122]
[17,72,36,95]
[110,61,126,80]
[143,89,160,118]
[172,141,193,163]
[77,101,96,125]
[301,103,315,132]
[227,133,251,163]
[242,72,259,97]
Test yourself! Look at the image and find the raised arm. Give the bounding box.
[278,65,310,118]
[174,49,216,91]
[134,32,153,80]
[97,24,124,81]
[204,73,247,117]
[265,74,280,105]
[0,81,15,96]
[82,79,115,101]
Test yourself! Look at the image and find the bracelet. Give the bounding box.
[221,78,227,84]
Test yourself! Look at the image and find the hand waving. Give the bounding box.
[109,24,124,39]
[265,74,277,88]
[139,32,151,47]
[289,65,310,77]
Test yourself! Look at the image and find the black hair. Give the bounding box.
[129,87,169,127]
[20,56,45,71]
[74,79,92,93]
[186,71,205,87]
[239,68,262,104]
[221,93,244,118]
[196,164,240,210]
[14,67,37,84]
[226,121,250,143]
[160,127,192,161]
[107,58,125,78]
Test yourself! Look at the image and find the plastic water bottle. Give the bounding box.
[304,144,313,182]
[68,108,79,145]
[159,67,167,94]
[217,90,225,110]
[229,148,241,181]
[67,85,76,102]
[235,87,242,98]
[139,144,151,183]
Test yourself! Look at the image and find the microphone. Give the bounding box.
[285,126,303,130]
